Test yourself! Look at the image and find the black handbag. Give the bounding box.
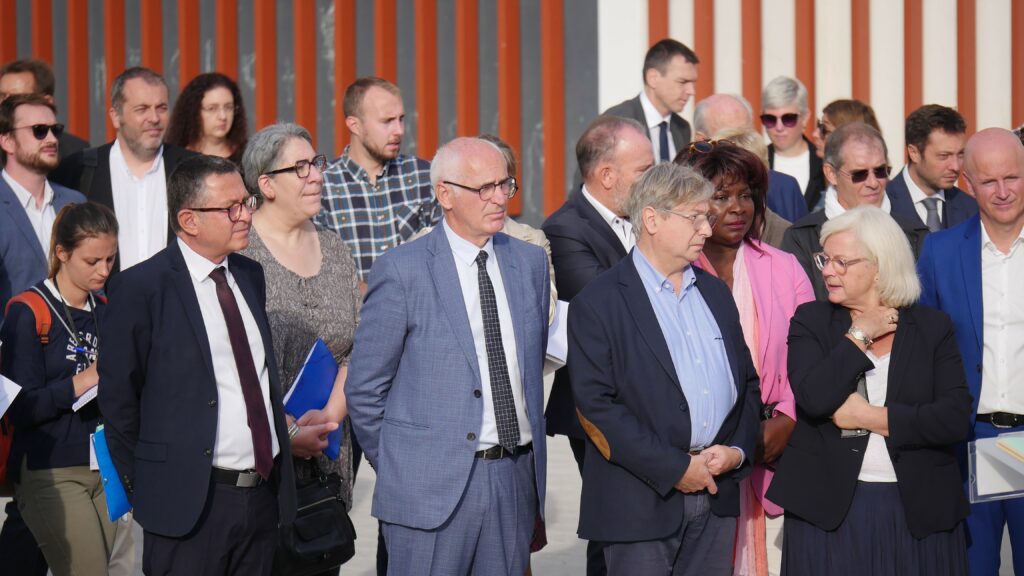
[273,463,357,576]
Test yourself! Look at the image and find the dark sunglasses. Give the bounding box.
[687,139,734,154]
[12,123,64,140]
[835,164,891,183]
[760,113,799,129]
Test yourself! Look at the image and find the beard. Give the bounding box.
[363,137,401,165]
[14,144,58,173]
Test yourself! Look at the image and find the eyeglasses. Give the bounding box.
[813,252,869,275]
[687,139,734,154]
[760,113,800,129]
[11,123,64,140]
[442,177,518,201]
[200,104,240,115]
[657,208,719,230]
[264,154,327,179]
[834,164,891,184]
[188,195,260,222]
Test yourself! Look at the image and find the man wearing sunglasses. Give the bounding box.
[761,76,826,211]
[782,122,929,300]
[602,39,698,163]
[51,67,196,275]
[0,58,90,160]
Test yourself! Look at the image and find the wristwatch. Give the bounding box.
[847,326,873,348]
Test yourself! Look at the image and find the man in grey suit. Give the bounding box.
[602,39,698,163]
[347,137,550,575]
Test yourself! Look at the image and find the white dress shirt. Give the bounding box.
[4,170,55,254]
[903,168,946,226]
[772,150,811,198]
[823,186,893,220]
[177,238,280,470]
[639,90,677,162]
[857,352,897,482]
[978,224,1024,414]
[581,184,634,251]
[443,220,532,450]
[110,140,168,270]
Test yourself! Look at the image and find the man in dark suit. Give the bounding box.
[542,115,653,575]
[602,39,697,163]
[887,104,977,232]
[51,67,195,274]
[569,162,760,575]
[782,122,929,300]
[98,156,311,575]
[0,58,89,159]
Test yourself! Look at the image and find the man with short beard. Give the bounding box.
[51,67,195,274]
[316,77,440,290]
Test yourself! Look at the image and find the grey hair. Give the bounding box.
[626,162,713,235]
[693,94,754,137]
[820,205,920,307]
[241,123,313,195]
[761,76,808,116]
[110,67,166,112]
[429,136,506,187]
[823,121,888,171]
[713,127,769,166]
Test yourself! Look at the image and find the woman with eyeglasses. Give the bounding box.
[676,142,814,576]
[239,124,358,575]
[767,205,970,576]
[166,72,249,164]
[761,76,826,212]
[1,202,125,576]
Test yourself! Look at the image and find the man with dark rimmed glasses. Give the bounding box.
[781,122,929,300]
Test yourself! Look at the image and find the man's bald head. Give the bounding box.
[962,127,1024,234]
[693,94,754,141]
[964,128,1024,179]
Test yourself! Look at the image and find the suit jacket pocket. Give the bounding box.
[135,440,168,462]
[383,417,431,430]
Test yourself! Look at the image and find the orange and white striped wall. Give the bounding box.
[2,0,1020,224]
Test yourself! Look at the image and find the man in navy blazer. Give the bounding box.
[887,104,977,232]
[347,137,549,575]
[99,156,300,575]
[918,128,1024,576]
[570,163,760,575]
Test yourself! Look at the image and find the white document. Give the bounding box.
[72,385,98,412]
[0,374,21,418]
[545,300,570,366]
[970,435,1024,502]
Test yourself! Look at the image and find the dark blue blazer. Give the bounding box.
[568,255,761,542]
[542,189,629,439]
[886,168,978,231]
[97,241,295,537]
[767,170,809,223]
[0,179,84,321]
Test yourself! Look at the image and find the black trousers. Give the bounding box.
[0,499,47,576]
[569,436,608,576]
[143,482,278,576]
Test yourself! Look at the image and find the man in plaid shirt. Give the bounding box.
[317,77,441,288]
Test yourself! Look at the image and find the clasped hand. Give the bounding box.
[288,409,340,459]
[674,445,742,495]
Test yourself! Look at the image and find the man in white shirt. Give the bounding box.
[886,104,978,232]
[51,67,195,274]
[602,39,698,163]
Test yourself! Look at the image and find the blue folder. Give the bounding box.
[284,339,342,460]
[93,424,131,521]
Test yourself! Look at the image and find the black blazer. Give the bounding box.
[57,131,89,161]
[781,210,929,301]
[886,168,979,231]
[97,241,296,537]
[569,255,761,542]
[767,301,970,539]
[50,142,196,273]
[542,189,629,438]
[769,136,826,211]
[602,95,692,153]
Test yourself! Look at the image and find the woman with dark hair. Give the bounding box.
[166,72,249,163]
[1,202,122,576]
[813,99,881,159]
[676,142,814,576]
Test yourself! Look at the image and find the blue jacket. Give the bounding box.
[767,170,809,223]
[887,168,978,231]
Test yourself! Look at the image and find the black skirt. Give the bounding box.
[782,481,967,576]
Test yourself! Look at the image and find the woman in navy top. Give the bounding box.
[1,202,119,576]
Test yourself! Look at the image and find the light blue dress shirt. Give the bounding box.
[632,248,737,450]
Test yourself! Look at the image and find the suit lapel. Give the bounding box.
[886,307,915,399]
[168,242,216,381]
[494,235,527,385]
[571,190,627,259]
[0,179,47,267]
[961,219,984,352]
[619,258,681,391]
[90,144,114,209]
[426,226,482,384]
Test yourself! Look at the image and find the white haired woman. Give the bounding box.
[767,206,970,575]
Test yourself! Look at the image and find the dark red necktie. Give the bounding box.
[209,266,273,479]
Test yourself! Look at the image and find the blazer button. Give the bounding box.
[203,449,212,456]
[977,363,983,374]
[208,399,217,407]
[473,389,482,398]
[679,403,687,412]
[467,433,476,441]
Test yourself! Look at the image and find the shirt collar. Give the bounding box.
[902,167,946,205]
[442,218,495,268]
[580,184,624,228]
[110,138,165,178]
[632,245,696,297]
[639,90,672,130]
[3,170,53,210]
[980,220,1024,256]
[177,237,231,284]
[823,185,892,220]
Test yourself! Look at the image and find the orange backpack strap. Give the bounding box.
[4,290,52,345]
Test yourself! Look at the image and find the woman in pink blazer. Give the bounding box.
[677,141,814,576]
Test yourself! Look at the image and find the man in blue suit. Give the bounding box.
[918,128,1024,576]
[570,162,760,575]
[887,104,977,232]
[99,156,301,575]
[347,137,550,575]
